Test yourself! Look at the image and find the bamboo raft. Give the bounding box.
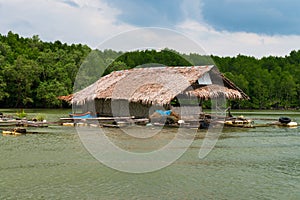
[59,115,298,129]
[1,114,297,136]
[60,116,149,128]
[0,120,50,127]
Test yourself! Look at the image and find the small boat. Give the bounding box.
[224,116,254,128]
[69,112,94,119]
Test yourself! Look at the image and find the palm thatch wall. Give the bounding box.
[59,66,249,117]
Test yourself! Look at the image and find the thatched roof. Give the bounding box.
[185,85,245,100]
[59,66,249,105]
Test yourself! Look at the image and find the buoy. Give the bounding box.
[14,132,22,136]
[286,122,298,127]
[76,123,86,127]
[2,130,13,135]
[146,123,153,127]
[89,124,99,127]
[62,122,74,126]
[178,120,185,124]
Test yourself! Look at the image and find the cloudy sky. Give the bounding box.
[0,0,299,57]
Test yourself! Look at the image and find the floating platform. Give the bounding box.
[61,116,149,128]
[0,120,50,127]
[0,119,19,126]
[60,116,136,121]
[267,121,298,127]
[59,114,299,130]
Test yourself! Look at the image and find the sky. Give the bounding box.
[0,0,299,57]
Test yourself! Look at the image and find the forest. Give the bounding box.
[0,31,299,109]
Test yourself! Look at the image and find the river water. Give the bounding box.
[0,109,299,199]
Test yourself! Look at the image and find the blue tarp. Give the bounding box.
[70,113,95,119]
[155,110,172,116]
[72,114,92,119]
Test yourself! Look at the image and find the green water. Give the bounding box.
[0,109,299,199]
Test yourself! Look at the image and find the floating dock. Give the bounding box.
[60,116,149,127]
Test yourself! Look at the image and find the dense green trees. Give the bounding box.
[212,53,300,109]
[103,49,192,76]
[0,31,91,107]
[0,31,299,109]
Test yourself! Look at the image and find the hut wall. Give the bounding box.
[111,99,131,117]
[129,102,164,118]
[81,99,202,119]
[82,100,96,115]
[95,99,112,116]
[171,106,202,120]
[94,99,166,118]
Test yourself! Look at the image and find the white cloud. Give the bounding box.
[0,0,299,58]
[96,27,208,56]
[176,19,300,58]
[176,0,300,57]
[0,0,133,46]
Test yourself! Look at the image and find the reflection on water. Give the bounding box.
[0,109,299,199]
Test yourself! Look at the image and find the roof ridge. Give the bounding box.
[112,65,214,73]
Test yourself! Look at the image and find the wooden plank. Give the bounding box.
[86,116,135,120]
[60,116,135,121]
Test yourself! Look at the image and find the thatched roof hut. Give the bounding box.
[59,66,248,117]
